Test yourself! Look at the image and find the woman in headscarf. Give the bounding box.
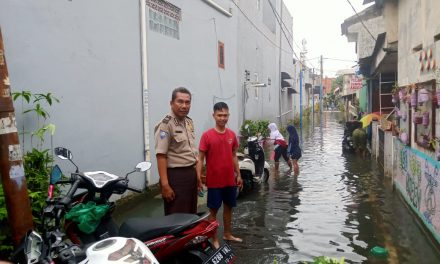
[287,125,302,175]
[268,123,292,172]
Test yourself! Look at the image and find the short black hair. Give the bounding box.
[213,102,229,112]
[171,87,191,101]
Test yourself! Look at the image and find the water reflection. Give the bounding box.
[232,112,440,264]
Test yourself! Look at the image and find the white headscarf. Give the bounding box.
[268,123,284,141]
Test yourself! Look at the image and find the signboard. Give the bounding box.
[350,77,362,90]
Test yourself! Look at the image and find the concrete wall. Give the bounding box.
[146,0,239,184]
[0,0,146,189]
[346,16,385,59]
[236,0,295,125]
[398,0,440,86]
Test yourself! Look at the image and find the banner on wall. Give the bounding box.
[350,76,362,90]
[394,139,440,239]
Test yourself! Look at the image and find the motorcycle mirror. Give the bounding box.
[24,231,43,264]
[50,165,63,185]
[54,147,79,173]
[135,161,152,172]
[54,147,73,160]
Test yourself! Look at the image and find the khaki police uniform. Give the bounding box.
[154,112,198,215]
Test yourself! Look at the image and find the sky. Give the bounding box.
[284,0,373,77]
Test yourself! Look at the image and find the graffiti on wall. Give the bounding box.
[395,139,440,233]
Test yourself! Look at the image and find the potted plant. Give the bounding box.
[400,130,409,145]
[419,134,431,148]
[422,111,430,127]
[418,87,430,105]
[413,112,423,124]
[398,87,407,100]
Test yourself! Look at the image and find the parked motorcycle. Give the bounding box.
[54,147,234,264]
[237,133,270,194]
[342,121,362,153]
[12,161,159,264]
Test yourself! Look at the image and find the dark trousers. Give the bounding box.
[164,166,198,215]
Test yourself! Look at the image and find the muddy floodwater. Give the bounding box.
[114,112,440,264]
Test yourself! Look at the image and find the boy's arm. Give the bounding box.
[232,149,243,190]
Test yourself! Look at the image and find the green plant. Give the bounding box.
[304,256,345,264]
[316,256,345,264]
[0,91,59,257]
[239,120,270,152]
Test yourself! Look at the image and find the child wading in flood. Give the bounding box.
[287,125,302,175]
[268,123,292,172]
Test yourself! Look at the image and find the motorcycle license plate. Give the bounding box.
[203,244,236,264]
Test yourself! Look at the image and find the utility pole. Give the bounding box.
[320,55,323,114]
[277,0,283,125]
[312,68,315,117]
[0,27,34,246]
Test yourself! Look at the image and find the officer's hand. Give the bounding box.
[161,184,175,202]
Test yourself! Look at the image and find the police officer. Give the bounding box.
[154,87,201,215]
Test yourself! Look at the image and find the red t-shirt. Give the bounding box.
[199,128,238,188]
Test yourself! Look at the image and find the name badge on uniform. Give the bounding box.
[160,130,169,139]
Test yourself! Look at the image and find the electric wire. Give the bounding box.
[345,0,377,42]
[230,0,293,56]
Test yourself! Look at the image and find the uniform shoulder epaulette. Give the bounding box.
[186,116,193,121]
[162,115,172,124]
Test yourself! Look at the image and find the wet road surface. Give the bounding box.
[114,112,440,263]
[230,112,440,263]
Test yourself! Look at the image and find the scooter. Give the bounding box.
[342,121,362,153]
[54,147,234,264]
[12,163,159,264]
[237,134,270,194]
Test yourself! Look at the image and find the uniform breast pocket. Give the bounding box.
[174,134,187,144]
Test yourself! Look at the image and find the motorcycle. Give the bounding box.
[237,133,270,195]
[12,162,159,264]
[342,121,362,153]
[53,147,235,264]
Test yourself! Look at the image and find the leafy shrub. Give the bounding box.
[0,91,59,257]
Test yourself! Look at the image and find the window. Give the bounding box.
[147,0,181,40]
[218,41,225,69]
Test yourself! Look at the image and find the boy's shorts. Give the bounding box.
[207,186,237,209]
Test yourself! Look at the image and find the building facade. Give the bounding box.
[0,0,298,188]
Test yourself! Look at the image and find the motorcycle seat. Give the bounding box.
[119,213,200,241]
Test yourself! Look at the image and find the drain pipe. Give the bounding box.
[202,0,232,17]
[139,0,151,185]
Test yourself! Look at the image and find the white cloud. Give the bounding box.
[284,0,372,76]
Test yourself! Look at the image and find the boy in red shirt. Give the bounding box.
[196,102,243,248]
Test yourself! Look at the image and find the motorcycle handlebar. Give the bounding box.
[114,180,142,193]
[59,177,82,206]
[127,186,142,193]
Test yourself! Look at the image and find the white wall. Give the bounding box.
[236,0,295,125]
[0,0,146,188]
[146,0,239,183]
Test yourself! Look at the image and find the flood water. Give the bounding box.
[231,112,440,263]
[114,112,440,264]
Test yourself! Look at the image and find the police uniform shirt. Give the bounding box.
[154,112,197,168]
